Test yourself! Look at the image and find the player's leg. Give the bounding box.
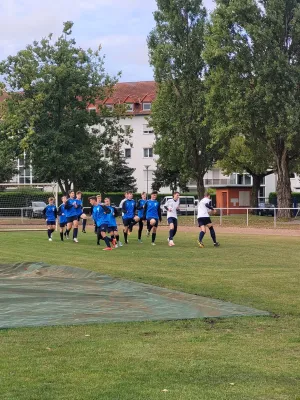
[81,213,87,233]
[101,226,112,250]
[123,219,130,244]
[60,223,65,241]
[73,218,79,243]
[207,222,220,247]
[168,218,175,246]
[108,228,117,248]
[138,220,144,243]
[113,228,121,247]
[66,219,73,239]
[151,220,158,245]
[198,218,206,248]
[146,219,153,237]
[47,222,52,241]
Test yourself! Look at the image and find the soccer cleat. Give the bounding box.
[82,229,86,233]
[118,241,123,247]
[66,235,69,240]
[138,239,143,243]
[151,242,156,246]
[198,241,204,248]
[169,240,175,247]
[112,238,117,248]
[115,244,118,248]
[214,242,220,247]
[146,230,150,237]
[73,238,79,243]
[103,247,112,251]
[48,238,52,242]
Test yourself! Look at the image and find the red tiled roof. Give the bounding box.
[95,81,157,115]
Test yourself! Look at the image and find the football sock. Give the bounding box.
[97,229,101,245]
[60,232,64,241]
[66,229,70,236]
[199,231,205,242]
[111,235,115,241]
[47,229,51,239]
[51,228,55,234]
[73,228,78,239]
[173,225,178,237]
[116,234,120,242]
[104,237,111,247]
[209,226,217,243]
[124,231,128,243]
[138,221,143,239]
[152,233,156,243]
[82,219,87,230]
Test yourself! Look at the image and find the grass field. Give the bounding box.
[0,229,300,400]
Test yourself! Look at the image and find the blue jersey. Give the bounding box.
[43,205,57,221]
[144,199,161,220]
[137,199,146,218]
[92,204,111,227]
[122,199,136,219]
[75,199,83,216]
[57,203,67,224]
[64,198,78,218]
[105,206,117,227]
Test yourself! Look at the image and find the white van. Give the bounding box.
[160,196,197,215]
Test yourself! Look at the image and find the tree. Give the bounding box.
[0,22,129,193]
[205,0,300,216]
[152,163,189,193]
[148,0,220,199]
[217,136,274,208]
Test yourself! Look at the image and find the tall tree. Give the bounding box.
[205,0,300,216]
[152,163,189,193]
[0,22,129,193]
[217,136,274,208]
[148,0,219,199]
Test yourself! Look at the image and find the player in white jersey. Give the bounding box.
[165,192,180,246]
[197,192,220,248]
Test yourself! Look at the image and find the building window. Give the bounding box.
[125,148,131,158]
[88,107,96,113]
[126,103,134,112]
[143,124,154,135]
[124,125,131,134]
[105,148,110,158]
[106,104,114,111]
[143,103,151,111]
[143,148,153,158]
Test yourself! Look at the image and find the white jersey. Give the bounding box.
[166,198,180,219]
[197,197,212,218]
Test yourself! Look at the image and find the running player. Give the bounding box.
[75,191,87,233]
[197,192,220,248]
[122,191,136,244]
[136,192,147,243]
[143,191,162,246]
[165,192,180,246]
[57,195,67,241]
[89,196,115,250]
[43,197,57,241]
[64,190,79,243]
[104,197,122,247]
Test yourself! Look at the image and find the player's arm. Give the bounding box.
[137,199,142,210]
[64,200,72,210]
[54,207,58,219]
[143,202,148,220]
[122,200,127,214]
[205,203,214,211]
[101,205,111,214]
[158,203,162,222]
[113,207,119,217]
[57,205,62,216]
[43,206,47,219]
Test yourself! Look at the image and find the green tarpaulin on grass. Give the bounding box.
[0,263,270,329]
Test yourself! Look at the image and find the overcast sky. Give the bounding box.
[0,0,215,82]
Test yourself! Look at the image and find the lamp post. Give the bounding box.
[144,165,150,199]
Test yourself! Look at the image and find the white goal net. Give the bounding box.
[0,183,58,231]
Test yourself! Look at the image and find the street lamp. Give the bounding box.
[144,165,150,199]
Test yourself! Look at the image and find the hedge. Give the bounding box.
[269,192,300,205]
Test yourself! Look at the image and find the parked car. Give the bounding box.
[160,196,197,215]
[257,203,276,216]
[25,201,47,218]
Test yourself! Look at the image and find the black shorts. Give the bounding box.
[60,222,66,228]
[198,217,212,227]
[167,217,178,226]
[123,218,133,227]
[97,224,108,232]
[108,226,118,232]
[46,220,56,226]
[67,216,78,223]
[147,218,159,228]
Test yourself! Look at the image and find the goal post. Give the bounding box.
[0,183,59,231]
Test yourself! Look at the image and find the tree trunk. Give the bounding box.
[196,175,205,199]
[276,152,291,218]
[251,174,261,211]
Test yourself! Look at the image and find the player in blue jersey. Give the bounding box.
[43,197,57,241]
[89,196,115,250]
[64,190,79,243]
[57,195,67,241]
[75,191,87,233]
[104,197,122,247]
[143,191,162,246]
[136,192,147,243]
[122,191,136,244]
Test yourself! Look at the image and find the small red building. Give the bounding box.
[216,186,252,215]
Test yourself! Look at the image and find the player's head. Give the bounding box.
[124,191,128,199]
[96,194,102,203]
[141,192,146,200]
[127,191,133,200]
[104,197,111,206]
[76,191,82,199]
[89,196,97,205]
[68,190,75,199]
[204,192,211,199]
[48,197,54,205]
[173,191,180,201]
[61,195,67,203]
[151,191,157,200]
